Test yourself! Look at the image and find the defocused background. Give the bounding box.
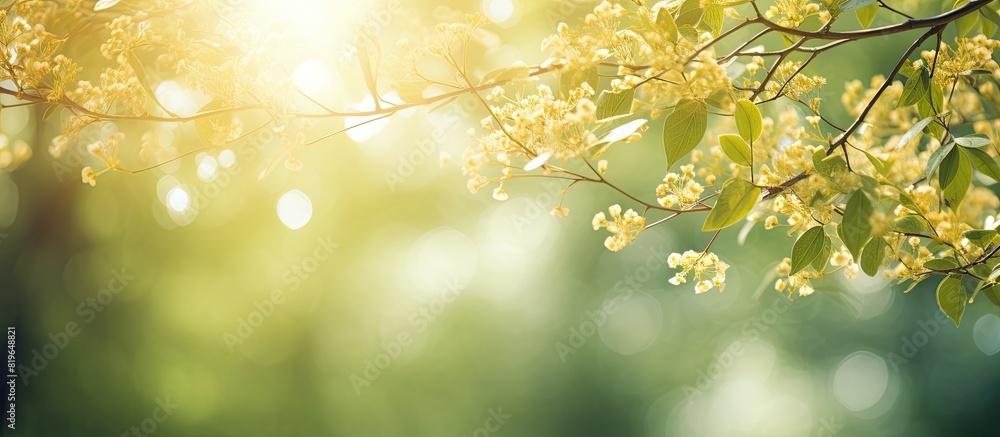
[2,0,1000,436]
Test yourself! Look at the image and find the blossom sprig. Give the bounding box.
[592,204,645,252]
[666,250,730,294]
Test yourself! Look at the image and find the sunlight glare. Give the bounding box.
[166,186,191,213]
[197,156,219,182]
[483,0,514,23]
[293,59,331,96]
[277,189,313,230]
[344,96,391,143]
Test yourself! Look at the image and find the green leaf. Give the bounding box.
[902,278,924,294]
[964,229,998,247]
[981,6,1000,28]
[892,215,929,234]
[595,89,636,122]
[702,178,761,231]
[719,134,752,166]
[925,141,956,179]
[677,24,700,42]
[860,237,888,277]
[955,134,992,148]
[655,6,678,43]
[811,234,834,271]
[939,147,973,211]
[955,0,978,36]
[899,192,924,215]
[702,4,725,36]
[897,67,929,108]
[924,258,959,271]
[937,275,966,327]
[839,191,874,260]
[981,284,1000,308]
[859,174,880,194]
[42,103,62,120]
[663,99,708,169]
[964,147,1000,182]
[982,14,999,37]
[560,65,599,97]
[918,83,946,139]
[861,150,890,176]
[479,65,531,86]
[855,2,878,28]
[791,226,828,275]
[812,150,847,177]
[676,0,703,26]
[734,99,762,143]
[126,50,179,118]
[841,0,877,11]
[896,117,934,149]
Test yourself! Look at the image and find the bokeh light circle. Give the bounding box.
[973,314,1000,356]
[833,351,889,412]
[277,189,313,230]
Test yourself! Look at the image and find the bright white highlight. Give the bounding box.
[197,156,219,182]
[292,59,330,95]
[833,351,889,412]
[483,0,514,23]
[277,190,313,230]
[166,186,191,213]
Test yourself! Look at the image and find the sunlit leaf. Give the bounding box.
[718,134,752,166]
[896,117,934,149]
[811,234,833,271]
[954,134,992,148]
[790,226,827,275]
[918,83,946,139]
[963,146,1000,183]
[839,190,873,259]
[524,151,553,171]
[855,2,878,28]
[937,275,966,327]
[94,0,121,11]
[964,229,998,247]
[596,89,636,122]
[126,50,179,118]
[924,258,959,271]
[479,64,531,86]
[892,215,928,234]
[897,67,929,108]
[841,0,877,11]
[981,6,1000,28]
[663,99,707,169]
[925,141,955,179]
[676,0,703,26]
[702,178,761,231]
[355,27,382,108]
[560,65,599,97]
[655,5,678,43]
[955,0,978,36]
[395,80,428,104]
[861,150,890,176]
[734,99,762,143]
[194,100,234,147]
[860,237,888,276]
[939,147,973,211]
[981,284,1000,308]
[596,119,647,145]
[702,5,725,36]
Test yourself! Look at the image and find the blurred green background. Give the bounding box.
[2,0,1000,435]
